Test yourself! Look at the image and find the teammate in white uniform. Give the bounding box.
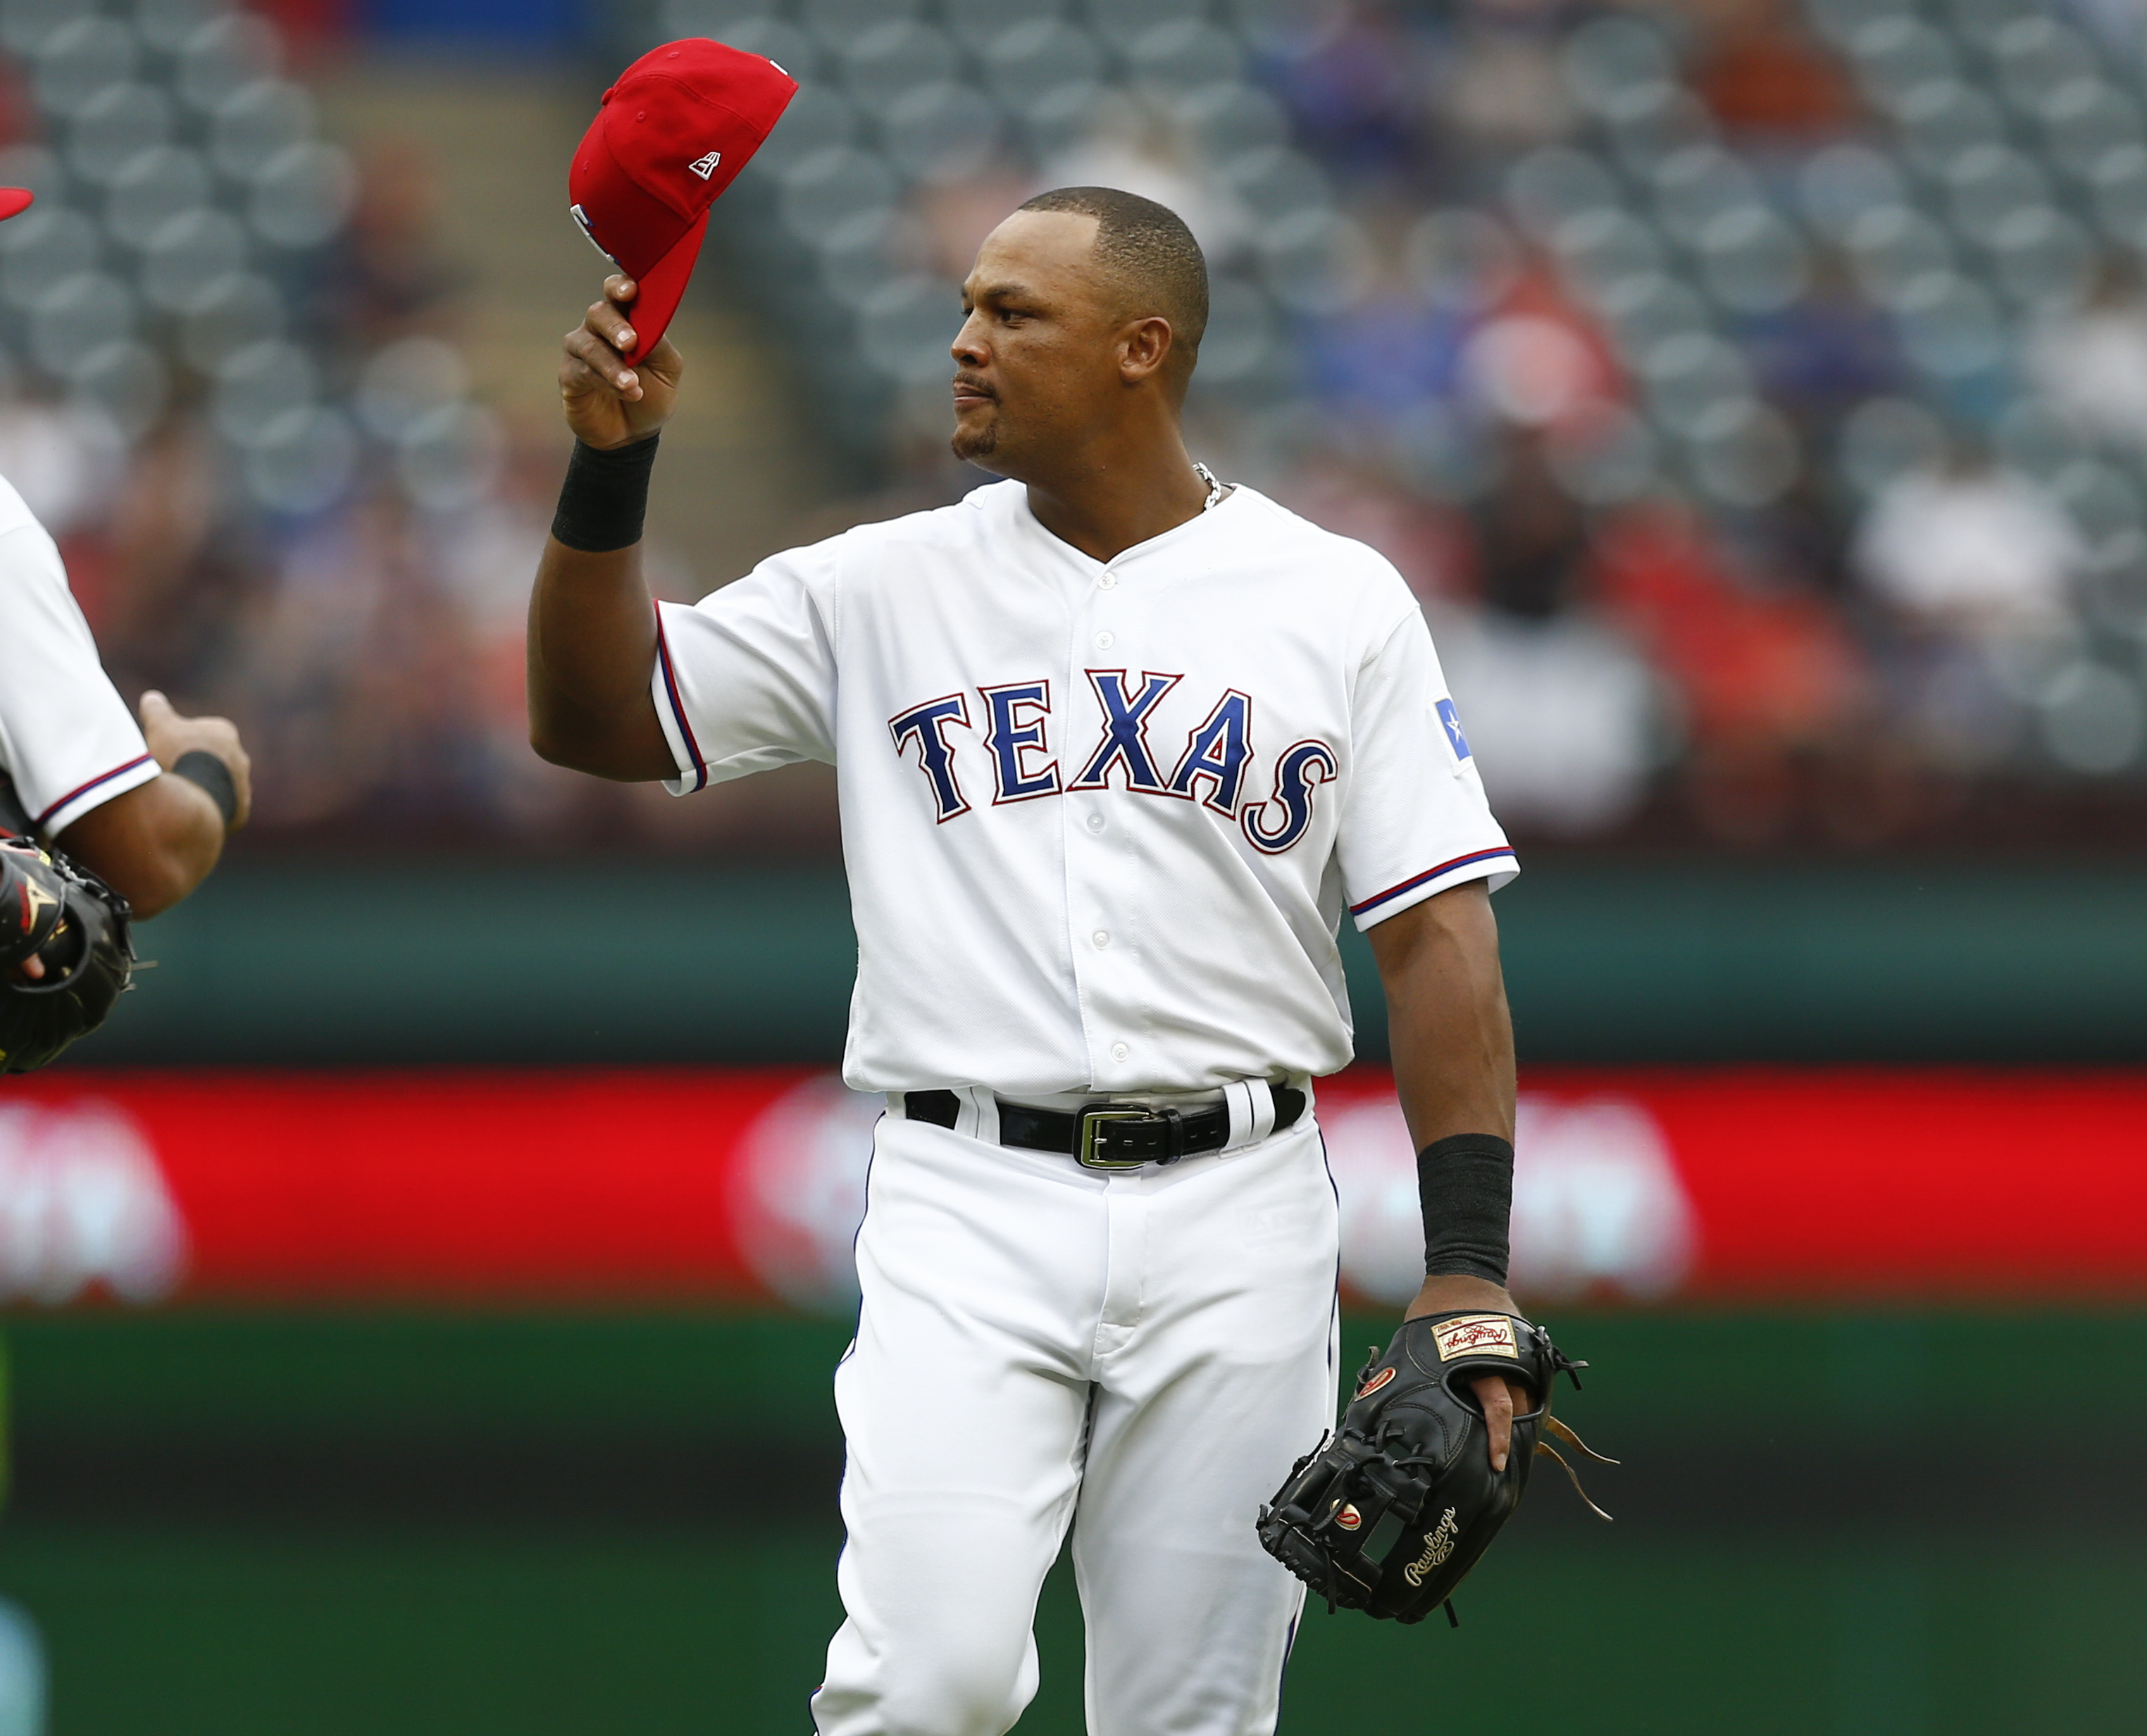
[535,187,1529,1736]
[0,463,251,967]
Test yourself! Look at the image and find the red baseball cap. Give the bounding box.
[570,39,797,366]
[0,189,32,223]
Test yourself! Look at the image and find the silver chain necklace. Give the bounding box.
[1193,461,1227,511]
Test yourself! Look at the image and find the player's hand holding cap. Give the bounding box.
[568,39,797,366]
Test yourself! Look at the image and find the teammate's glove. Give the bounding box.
[0,835,135,1074]
[1256,1311,1612,1625]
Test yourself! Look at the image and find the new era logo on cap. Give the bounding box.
[568,39,796,363]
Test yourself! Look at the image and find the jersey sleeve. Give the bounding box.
[1336,607,1517,931]
[649,542,840,795]
[0,520,158,836]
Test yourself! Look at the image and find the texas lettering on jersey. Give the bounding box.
[889,672,1336,854]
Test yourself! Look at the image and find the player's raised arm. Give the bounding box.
[526,273,683,782]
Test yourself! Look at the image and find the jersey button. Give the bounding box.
[1110,1042,1130,1062]
[1094,630,1114,650]
[1098,572,1119,590]
[1085,812,1105,833]
[1092,929,1109,949]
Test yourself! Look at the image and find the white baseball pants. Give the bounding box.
[811,1101,1340,1736]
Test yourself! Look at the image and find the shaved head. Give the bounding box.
[1016,186,1209,368]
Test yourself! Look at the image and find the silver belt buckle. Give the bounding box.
[1077,1106,1150,1171]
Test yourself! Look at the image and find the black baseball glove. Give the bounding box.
[1257,1311,1612,1625]
[0,832,136,1074]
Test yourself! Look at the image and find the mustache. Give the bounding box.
[952,375,997,399]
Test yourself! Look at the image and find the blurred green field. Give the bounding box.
[0,1310,2141,1735]
[6,1522,2140,1735]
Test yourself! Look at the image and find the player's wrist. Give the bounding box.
[570,420,666,453]
[552,432,661,553]
[1404,1273,1519,1321]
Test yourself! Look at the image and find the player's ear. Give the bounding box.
[1118,316,1173,385]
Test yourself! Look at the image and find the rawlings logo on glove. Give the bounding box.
[1256,1311,1613,1626]
[1401,1507,1460,1586]
[1431,1313,1518,1360]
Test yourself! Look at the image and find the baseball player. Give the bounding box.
[0,182,249,1005]
[535,185,1526,1735]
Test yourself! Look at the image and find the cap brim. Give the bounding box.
[0,189,33,223]
[622,206,708,367]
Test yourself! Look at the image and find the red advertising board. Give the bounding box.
[0,1067,2140,1309]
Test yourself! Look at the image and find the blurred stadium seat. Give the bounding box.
[0,0,502,510]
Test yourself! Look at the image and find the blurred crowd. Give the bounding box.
[1225,0,2147,844]
[0,0,590,842]
[691,0,2147,848]
[12,0,2147,850]
[6,134,582,838]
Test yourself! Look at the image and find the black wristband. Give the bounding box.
[1418,1132,1514,1285]
[550,434,660,553]
[170,751,237,828]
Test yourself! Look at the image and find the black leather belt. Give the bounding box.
[903,1086,1305,1171]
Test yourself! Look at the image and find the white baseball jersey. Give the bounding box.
[0,471,157,835]
[652,478,1516,1099]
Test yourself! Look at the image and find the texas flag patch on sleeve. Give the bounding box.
[1436,698,1471,762]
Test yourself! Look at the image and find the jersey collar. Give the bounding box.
[1005,477,1248,578]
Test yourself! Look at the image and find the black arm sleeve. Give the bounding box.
[550,434,661,553]
[1418,1132,1514,1284]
